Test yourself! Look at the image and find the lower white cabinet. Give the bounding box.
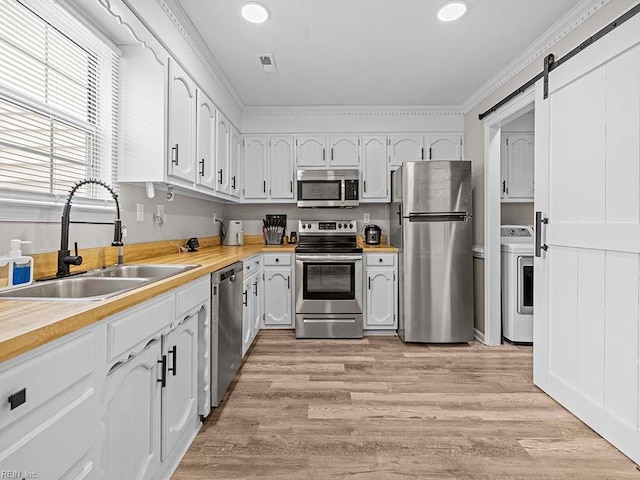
[251,271,264,342]
[103,340,162,480]
[242,275,253,357]
[242,256,263,356]
[262,254,293,328]
[364,253,398,330]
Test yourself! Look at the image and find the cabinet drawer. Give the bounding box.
[0,389,94,479]
[0,331,94,431]
[244,255,262,275]
[107,294,173,362]
[176,276,209,318]
[366,254,395,266]
[263,254,291,266]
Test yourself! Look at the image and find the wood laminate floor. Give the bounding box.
[173,331,639,479]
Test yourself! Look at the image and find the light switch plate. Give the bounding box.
[136,203,144,222]
[363,213,370,223]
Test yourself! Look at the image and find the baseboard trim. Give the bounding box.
[474,328,486,345]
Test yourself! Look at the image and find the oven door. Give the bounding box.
[295,254,363,314]
[517,255,533,315]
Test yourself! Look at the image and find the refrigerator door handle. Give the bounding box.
[408,212,470,222]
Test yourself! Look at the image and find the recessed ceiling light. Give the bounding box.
[437,1,467,22]
[241,3,270,24]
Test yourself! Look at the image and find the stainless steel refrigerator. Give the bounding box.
[390,161,473,343]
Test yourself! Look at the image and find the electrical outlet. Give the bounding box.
[122,226,128,238]
[136,203,144,222]
[363,213,370,223]
[213,213,217,224]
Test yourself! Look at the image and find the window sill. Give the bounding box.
[0,195,117,223]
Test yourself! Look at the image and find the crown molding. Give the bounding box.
[461,0,611,114]
[242,105,465,118]
[156,0,245,111]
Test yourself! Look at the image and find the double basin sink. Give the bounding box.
[0,264,199,301]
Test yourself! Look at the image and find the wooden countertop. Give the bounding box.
[0,240,396,363]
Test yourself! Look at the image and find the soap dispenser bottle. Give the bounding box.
[7,239,33,289]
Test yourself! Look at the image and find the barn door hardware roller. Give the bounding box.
[535,211,548,258]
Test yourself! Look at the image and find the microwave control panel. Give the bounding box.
[344,180,359,200]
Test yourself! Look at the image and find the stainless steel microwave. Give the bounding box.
[296,169,360,208]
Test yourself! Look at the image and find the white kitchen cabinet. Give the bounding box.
[389,134,424,167]
[0,331,96,480]
[262,254,293,328]
[269,136,295,199]
[251,272,264,343]
[163,312,198,461]
[296,135,326,167]
[103,340,162,480]
[329,135,360,167]
[215,112,232,195]
[230,126,241,199]
[167,58,197,184]
[242,136,268,200]
[195,92,217,191]
[501,133,534,200]
[361,135,389,201]
[427,134,463,160]
[364,254,397,330]
[242,256,263,356]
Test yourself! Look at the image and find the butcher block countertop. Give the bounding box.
[0,241,398,363]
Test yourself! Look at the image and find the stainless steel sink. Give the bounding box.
[84,264,198,279]
[0,264,199,301]
[0,277,149,301]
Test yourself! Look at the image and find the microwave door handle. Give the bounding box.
[341,180,346,203]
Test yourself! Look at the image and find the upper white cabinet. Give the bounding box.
[361,135,389,202]
[242,136,268,200]
[230,127,241,199]
[167,59,196,184]
[242,135,295,202]
[427,134,463,160]
[195,92,217,191]
[270,136,295,199]
[389,134,424,167]
[501,133,534,201]
[328,136,360,167]
[216,112,232,195]
[296,136,326,167]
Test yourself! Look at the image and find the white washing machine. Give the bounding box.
[501,225,534,343]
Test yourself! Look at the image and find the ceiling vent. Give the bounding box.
[258,54,278,74]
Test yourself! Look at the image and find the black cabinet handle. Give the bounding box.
[368,277,371,290]
[290,180,293,193]
[158,355,167,388]
[218,169,223,184]
[232,176,236,190]
[171,144,179,165]
[243,290,248,306]
[421,147,424,160]
[275,258,279,262]
[253,281,258,296]
[322,148,325,161]
[263,180,266,193]
[199,159,205,177]
[8,388,26,410]
[168,346,177,376]
[287,276,290,290]
[331,148,334,161]
[429,147,433,160]
[379,258,383,262]
[363,180,367,193]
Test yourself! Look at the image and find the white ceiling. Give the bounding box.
[176,0,585,107]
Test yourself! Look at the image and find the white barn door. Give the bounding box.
[534,13,640,464]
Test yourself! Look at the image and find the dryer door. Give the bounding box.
[517,256,533,314]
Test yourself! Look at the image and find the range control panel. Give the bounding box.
[298,220,358,233]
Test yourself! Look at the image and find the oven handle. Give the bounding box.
[295,255,362,262]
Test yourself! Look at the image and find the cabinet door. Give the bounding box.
[263,267,293,327]
[270,136,295,199]
[296,136,326,167]
[103,341,162,480]
[427,134,462,160]
[242,276,253,357]
[167,59,196,183]
[365,268,396,328]
[505,134,534,199]
[163,314,198,460]
[389,135,424,167]
[251,272,263,342]
[215,112,231,195]
[361,135,389,201]
[329,135,360,167]
[243,136,268,200]
[230,126,241,199]
[195,93,217,190]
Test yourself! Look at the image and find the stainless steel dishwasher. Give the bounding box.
[211,261,243,407]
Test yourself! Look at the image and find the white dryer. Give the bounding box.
[501,225,534,343]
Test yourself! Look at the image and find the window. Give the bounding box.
[0,0,119,206]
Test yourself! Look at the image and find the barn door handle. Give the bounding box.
[535,211,548,257]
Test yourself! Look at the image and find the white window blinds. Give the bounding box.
[0,0,119,202]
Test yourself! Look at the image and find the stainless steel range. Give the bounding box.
[295,220,363,339]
